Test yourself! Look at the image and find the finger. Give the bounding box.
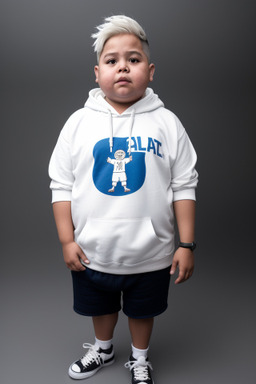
[175,269,186,284]
[176,269,193,284]
[66,258,86,272]
[81,257,90,265]
[188,270,193,279]
[77,249,90,265]
[170,260,178,275]
[72,262,86,272]
[186,267,194,280]
[188,273,193,280]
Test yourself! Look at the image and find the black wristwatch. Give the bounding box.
[178,242,197,251]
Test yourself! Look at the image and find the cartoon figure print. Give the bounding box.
[107,150,132,192]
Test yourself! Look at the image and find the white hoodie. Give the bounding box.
[49,88,198,274]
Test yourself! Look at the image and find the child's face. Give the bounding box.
[114,150,125,160]
[94,34,155,114]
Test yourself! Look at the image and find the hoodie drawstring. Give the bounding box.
[108,111,114,153]
[107,109,135,155]
[128,110,135,155]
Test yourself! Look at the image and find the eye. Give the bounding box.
[106,59,116,65]
[129,57,139,63]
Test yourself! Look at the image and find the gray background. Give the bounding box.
[1,0,255,383]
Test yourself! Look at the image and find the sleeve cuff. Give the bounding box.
[51,189,72,203]
[173,188,196,202]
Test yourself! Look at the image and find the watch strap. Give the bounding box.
[178,241,196,251]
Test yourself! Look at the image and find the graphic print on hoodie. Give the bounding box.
[92,137,146,196]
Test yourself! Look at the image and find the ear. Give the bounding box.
[149,63,155,82]
[94,65,99,83]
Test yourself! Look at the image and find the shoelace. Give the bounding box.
[80,343,101,367]
[125,357,153,381]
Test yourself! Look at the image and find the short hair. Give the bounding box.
[92,15,150,63]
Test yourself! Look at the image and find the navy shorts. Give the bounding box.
[71,266,171,319]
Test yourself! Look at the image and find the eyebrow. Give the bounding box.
[103,51,143,59]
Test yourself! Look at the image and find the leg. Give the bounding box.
[125,317,154,384]
[93,312,119,340]
[122,179,130,192]
[108,181,116,192]
[128,317,154,349]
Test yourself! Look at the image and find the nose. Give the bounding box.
[118,62,129,72]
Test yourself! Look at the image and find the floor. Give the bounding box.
[1,243,255,384]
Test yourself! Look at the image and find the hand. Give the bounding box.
[62,241,90,271]
[170,247,194,284]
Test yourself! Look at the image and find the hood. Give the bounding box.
[84,88,164,153]
[84,87,164,115]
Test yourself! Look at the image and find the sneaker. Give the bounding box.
[125,355,154,384]
[68,343,115,379]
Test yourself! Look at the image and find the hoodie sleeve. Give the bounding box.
[48,121,74,203]
[171,118,198,201]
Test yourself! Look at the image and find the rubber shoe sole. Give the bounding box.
[68,356,115,379]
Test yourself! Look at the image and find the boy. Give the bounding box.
[49,15,198,384]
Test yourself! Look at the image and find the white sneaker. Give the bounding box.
[125,355,154,384]
[69,343,115,379]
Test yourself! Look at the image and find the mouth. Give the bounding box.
[116,77,131,84]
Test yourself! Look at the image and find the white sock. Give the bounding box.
[95,337,112,351]
[132,344,149,360]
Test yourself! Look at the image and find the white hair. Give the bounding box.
[92,15,150,62]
